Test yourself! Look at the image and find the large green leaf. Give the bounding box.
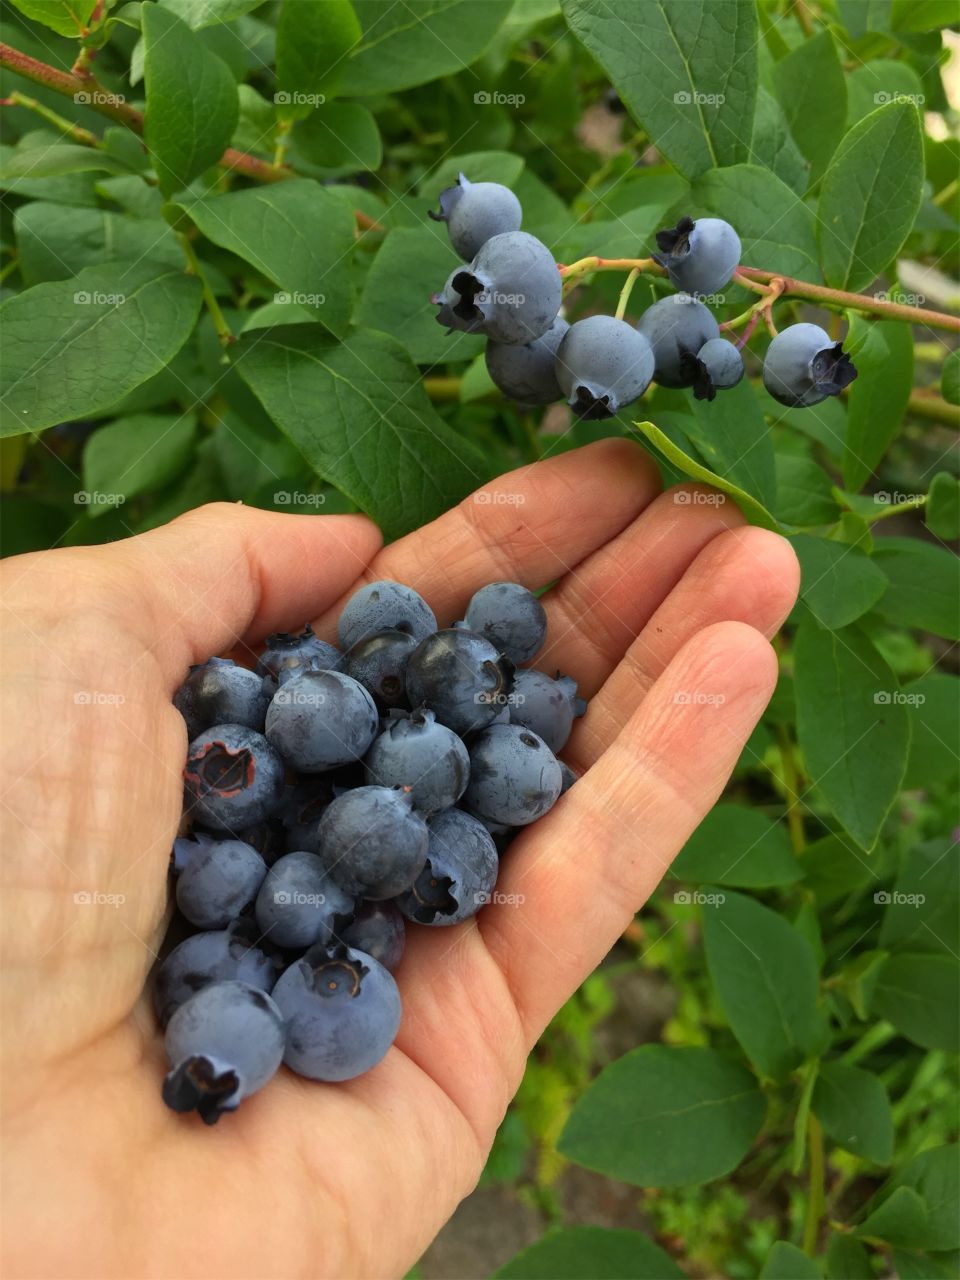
[176,181,356,337]
[292,102,381,171]
[629,420,780,531]
[235,326,491,539]
[159,0,265,28]
[870,954,960,1052]
[142,3,239,195]
[819,103,924,293]
[685,379,776,509]
[773,30,846,187]
[82,412,197,515]
[926,472,960,540]
[845,60,926,127]
[691,165,820,283]
[775,454,841,527]
[702,890,827,1079]
[495,1227,685,1279]
[813,1060,894,1164]
[558,1046,766,1187]
[857,1186,930,1248]
[825,1234,873,1280]
[793,618,910,850]
[749,87,808,195]
[0,144,136,181]
[275,0,361,120]
[338,0,512,96]
[673,804,801,889]
[871,539,960,641]
[791,534,889,629]
[881,1147,960,1251]
[7,0,96,36]
[880,838,959,957]
[561,0,758,179]
[902,672,960,789]
[843,317,914,492]
[760,1242,821,1278]
[14,202,181,286]
[354,226,485,365]
[0,261,202,437]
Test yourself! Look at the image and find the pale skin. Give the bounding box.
[1,440,799,1280]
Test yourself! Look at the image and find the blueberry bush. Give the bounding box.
[1,1,958,1277]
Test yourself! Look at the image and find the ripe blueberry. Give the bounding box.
[405,628,514,736]
[162,981,286,1124]
[174,657,273,740]
[509,669,587,753]
[464,723,563,826]
[272,942,401,1081]
[762,322,858,407]
[340,628,419,710]
[428,171,523,261]
[339,900,405,972]
[337,581,437,650]
[256,625,340,682]
[484,316,569,405]
[395,808,499,926]
[654,215,741,295]
[683,336,744,401]
[635,294,720,388]
[153,919,279,1027]
[318,784,428,899]
[364,707,469,815]
[255,850,355,949]
[265,670,379,772]
[183,724,285,831]
[555,315,655,419]
[433,231,561,345]
[462,581,547,666]
[174,834,267,929]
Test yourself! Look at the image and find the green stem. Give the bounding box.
[614,267,640,321]
[0,254,20,284]
[2,88,100,143]
[273,117,293,168]
[803,1113,825,1257]
[868,494,927,523]
[841,1021,897,1067]
[908,393,960,426]
[177,233,234,346]
[933,176,958,208]
[776,723,807,855]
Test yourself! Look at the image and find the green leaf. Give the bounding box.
[235,326,491,540]
[773,30,846,187]
[941,350,960,405]
[354,226,485,365]
[891,1249,958,1279]
[819,103,924,293]
[494,1227,685,1279]
[892,0,958,31]
[858,1186,930,1247]
[419,151,525,197]
[275,0,361,120]
[871,954,960,1052]
[880,838,959,957]
[882,1147,960,1251]
[0,261,202,437]
[902,672,960,790]
[0,144,135,180]
[838,0,892,38]
[801,834,876,902]
[793,619,910,851]
[760,1242,821,1279]
[82,412,197,514]
[775,454,841,527]
[338,0,513,96]
[673,804,800,889]
[628,420,780,531]
[7,0,96,36]
[14,202,181,286]
[558,1046,766,1187]
[926,472,960,539]
[175,180,355,337]
[845,60,926,128]
[684,380,776,509]
[813,1061,893,1164]
[871,539,960,641]
[749,87,808,195]
[702,890,826,1079]
[824,1233,873,1279]
[291,102,381,171]
[142,3,239,195]
[560,0,758,178]
[791,534,889,629]
[160,0,265,29]
[691,164,821,283]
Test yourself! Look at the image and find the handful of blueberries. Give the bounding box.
[430,173,857,412]
[157,580,583,1124]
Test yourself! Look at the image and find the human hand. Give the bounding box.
[1,440,799,1280]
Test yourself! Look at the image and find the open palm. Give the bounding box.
[1,440,798,1280]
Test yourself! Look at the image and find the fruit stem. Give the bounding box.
[177,232,235,347]
[273,117,292,168]
[614,267,640,321]
[906,392,960,426]
[2,88,101,144]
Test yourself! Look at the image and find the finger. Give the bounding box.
[315,438,662,637]
[535,483,746,696]
[566,526,800,770]
[480,620,779,1043]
